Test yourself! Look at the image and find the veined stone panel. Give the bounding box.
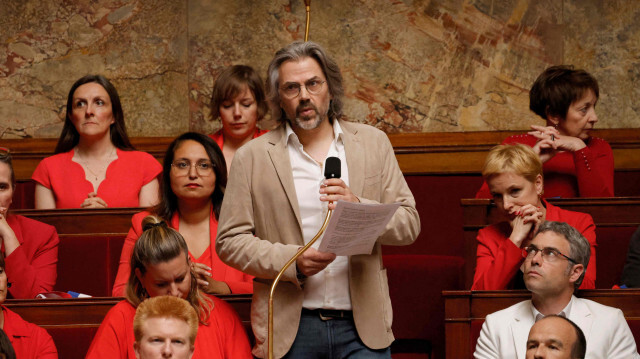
[189,0,565,133]
[564,0,640,129]
[0,0,188,139]
[1,0,639,139]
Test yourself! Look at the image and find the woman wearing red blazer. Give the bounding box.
[0,149,58,299]
[472,144,597,290]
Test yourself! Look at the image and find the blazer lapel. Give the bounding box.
[266,126,303,231]
[511,302,535,359]
[570,298,593,342]
[341,120,365,197]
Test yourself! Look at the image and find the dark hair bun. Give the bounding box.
[141,215,167,232]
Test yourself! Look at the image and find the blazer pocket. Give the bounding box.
[378,268,393,331]
[251,279,269,344]
[362,172,382,200]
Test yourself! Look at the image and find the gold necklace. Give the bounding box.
[78,147,115,182]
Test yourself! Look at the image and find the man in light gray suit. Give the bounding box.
[475,221,639,359]
[216,41,420,358]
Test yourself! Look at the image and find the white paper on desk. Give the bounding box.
[317,201,400,256]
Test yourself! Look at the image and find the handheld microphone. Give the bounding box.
[268,156,341,359]
[324,157,341,179]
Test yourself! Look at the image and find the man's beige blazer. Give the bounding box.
[216,120,420,358]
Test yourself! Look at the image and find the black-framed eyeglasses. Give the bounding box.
[0,147,9,159]
[522,245,577,264]
[170,160,214,176]
[279,79,326,99]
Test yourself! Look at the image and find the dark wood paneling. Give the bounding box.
[4,294,251,329]
[12,208,140,235]
[5,129,640,179]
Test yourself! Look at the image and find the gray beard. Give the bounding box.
[293,113,323,130]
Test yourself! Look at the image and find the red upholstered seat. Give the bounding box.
[595,226,637,288]
[54,235,125,297]
[48,327,99,358]
[384,254,465,359]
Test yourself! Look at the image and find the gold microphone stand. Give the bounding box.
[304,0,311,41]
[267,207,332,359]
[268,3,314,357]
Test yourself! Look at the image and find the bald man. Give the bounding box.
[526,315,586,359]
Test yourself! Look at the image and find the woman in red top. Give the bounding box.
[209,65,268,173]
[112,133,252,297]
[476,66,613,198]
[0,149,58,299]
[88,215,251,359]
[472,144,597,290]
[32,75,161,209]
[0,252,57,358]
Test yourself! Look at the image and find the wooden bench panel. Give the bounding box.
[13,208,138,235]
[4,294,252,358]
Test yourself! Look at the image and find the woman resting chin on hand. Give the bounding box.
[471,144,597,291]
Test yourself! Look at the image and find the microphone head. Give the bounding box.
[324,157,341,179]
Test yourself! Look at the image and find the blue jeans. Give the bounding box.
[283,310,391,359]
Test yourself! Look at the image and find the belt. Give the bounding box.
[302,308,353,321]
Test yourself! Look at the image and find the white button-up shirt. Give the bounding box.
[286,120,351,310]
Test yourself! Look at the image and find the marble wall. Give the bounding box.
[1,0,638,138]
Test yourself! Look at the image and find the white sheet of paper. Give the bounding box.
[317,201,400,255]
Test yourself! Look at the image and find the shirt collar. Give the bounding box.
[285,119,345,148]
[531,295,574,322]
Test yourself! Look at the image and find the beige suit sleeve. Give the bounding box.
[357,130,420,246]
[215,146,301,285]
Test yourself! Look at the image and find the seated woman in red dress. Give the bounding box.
[32,75,161,209]
[476,66,613,198]
[87,215,251,359]
[472,144,597,290]
[112,133,253,297]
[0,148,58,299]
[0,252,57,358]
[209,65,268,173]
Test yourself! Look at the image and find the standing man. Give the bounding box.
[216,41,420,358]
[475,221,639,359]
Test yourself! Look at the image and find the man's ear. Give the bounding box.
[568,263,584,285]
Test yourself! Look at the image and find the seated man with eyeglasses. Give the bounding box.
[475,221,639,359]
